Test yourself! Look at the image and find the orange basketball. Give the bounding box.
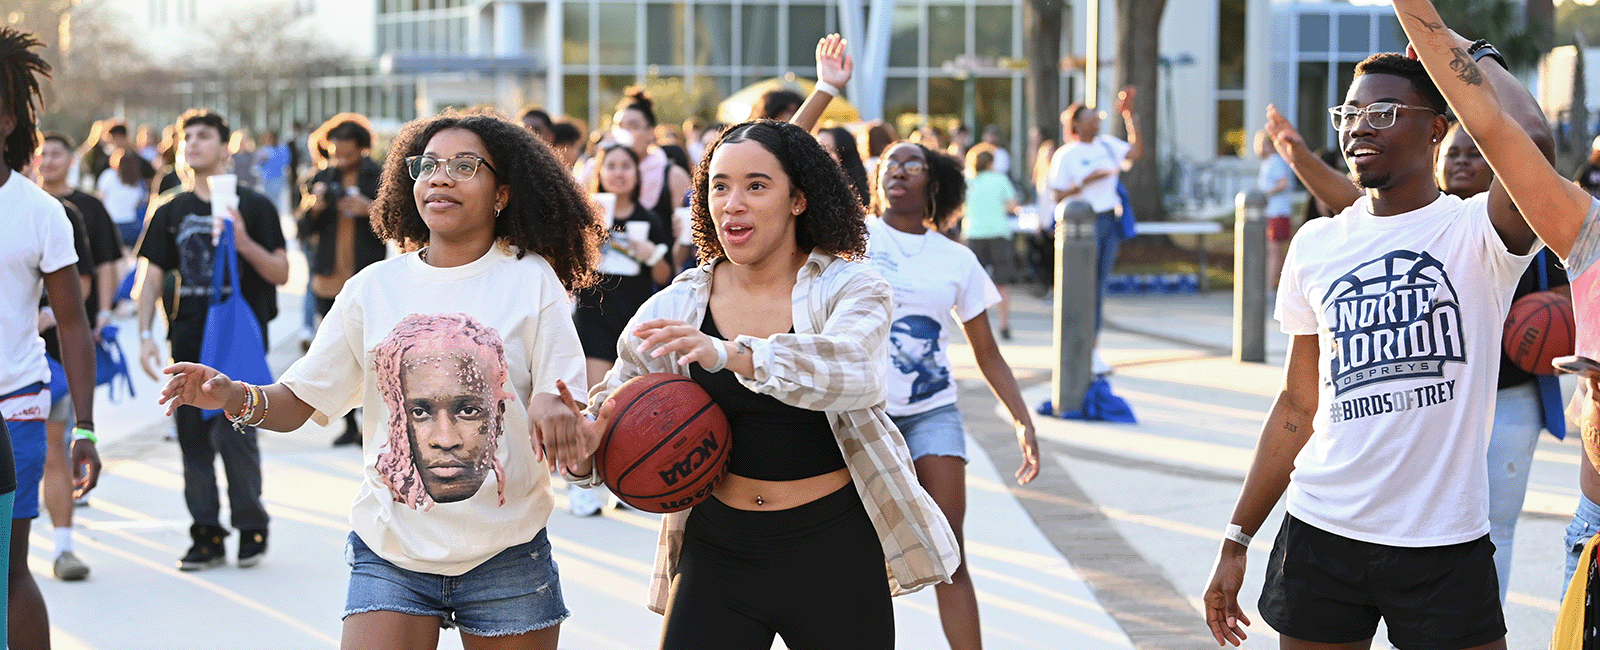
[1503,291,1575,375]
[595,373,730,513]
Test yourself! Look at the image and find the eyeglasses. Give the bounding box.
[881,159,927,176]
[1327,103,1438,131]
[405,154,498,182]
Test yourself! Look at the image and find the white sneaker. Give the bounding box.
[568,487,604,517]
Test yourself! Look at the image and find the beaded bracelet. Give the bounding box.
[227,382,257,433]
[248,384,271,427]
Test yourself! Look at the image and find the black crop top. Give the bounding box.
[687,310,846,481]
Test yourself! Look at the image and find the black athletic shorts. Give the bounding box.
[1259,514,1505,649]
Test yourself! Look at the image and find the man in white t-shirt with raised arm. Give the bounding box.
[1203,51,1548,650]
[1048,86,1141,334]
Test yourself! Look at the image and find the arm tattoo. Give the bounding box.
[1447,48,1484,86]
[1283,421,1299,433]
[1405,12,1444,32]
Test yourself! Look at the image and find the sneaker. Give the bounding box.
[178,524,228,571]
[567,486,604,517]
[53,551,90,581]
[237,529,268,568]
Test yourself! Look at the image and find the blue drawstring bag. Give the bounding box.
[1115,182,1138,240]
[198,221,273,419]
[95,323,135,402]
[1037,377,1137,423]
[115,267,136,304]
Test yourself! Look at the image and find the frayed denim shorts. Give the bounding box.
[343,529,569,636]
[890,403,968,462]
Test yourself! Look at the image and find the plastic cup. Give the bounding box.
[594,193,616,229]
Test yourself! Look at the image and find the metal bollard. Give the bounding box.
[1053,199,1098,415]
[1233,189,1267,363]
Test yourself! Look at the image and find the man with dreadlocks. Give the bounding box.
[0,26,103,649]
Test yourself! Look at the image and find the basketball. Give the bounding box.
[1503,291,1575,375]
[595,373,731,513]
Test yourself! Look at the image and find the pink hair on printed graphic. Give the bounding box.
[373,313,513,510]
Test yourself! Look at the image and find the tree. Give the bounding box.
[1113,0,1168,222]
[1434,0,1546,70]
[1024,0,1065,183]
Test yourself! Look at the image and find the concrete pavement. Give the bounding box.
[30,275,1581,649]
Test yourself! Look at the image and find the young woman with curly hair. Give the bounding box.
[158,110,604,650]
[867,140,1041,650]
[552,119,960,649]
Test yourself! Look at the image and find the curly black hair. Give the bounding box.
[875,141,966,230]
[819,126,870,208]
[690,120,867,263]
[1355,53,1447,116]
[371,109,604,291]
[0,27,50,172]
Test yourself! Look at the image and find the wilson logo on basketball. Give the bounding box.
[659,433,721,486]
[1321,250,1466,396]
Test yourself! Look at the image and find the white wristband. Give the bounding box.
[704,339,729,373]
[646,243,669,266]
[1224,524,1252,548]
[814,80,842,97]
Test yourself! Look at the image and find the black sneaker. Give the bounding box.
[238,529,268,568]
[178,524,228,571]
[330,427,361,447]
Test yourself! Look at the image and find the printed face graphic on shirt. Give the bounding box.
[374,313,510,510]
[1321,250,1466,398]
[890,315,950,404]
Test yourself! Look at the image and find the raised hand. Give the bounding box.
[1264,104,1308,160]
[816,33,853,90]
[1115,86,1137,114]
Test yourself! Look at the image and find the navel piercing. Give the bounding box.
[755,495,764,506]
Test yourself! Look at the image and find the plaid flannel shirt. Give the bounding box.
[577,250,960,614]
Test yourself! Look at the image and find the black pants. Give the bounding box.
[660,485,892,650]
[175,405,268,531]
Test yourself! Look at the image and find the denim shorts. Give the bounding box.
[1565,493,1600,591]
[890,403,968,462]
[344,529,569,636]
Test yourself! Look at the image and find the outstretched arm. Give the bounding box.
[791,34,851,133]
[1117,87,1143,167]
[1265,105,1360,214]
[1394,0,1584,257]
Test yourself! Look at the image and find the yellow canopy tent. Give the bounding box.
[716,75,861,125]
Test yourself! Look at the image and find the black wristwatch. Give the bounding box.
[1467,39,1507,70]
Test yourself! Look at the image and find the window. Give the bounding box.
[597,3,638,66]
[648,3,687,66]
[564,75,592,128]
[563,3,589,64]
[927,5,966,68]
[975,77,1013,134]
[1299,14,1329,53]
[1338,14,1368,53]
[1216,99,1244,157]
[1217,0,1245,90]
[788,5,829,70]
[1297,61,1331,152]
[1379,16,1406,53]
[928,77,963,122]
[599,75,639,123]
[695,4,734,67]
[974,6,1012,60]
[742,5,780,68]
[889,5,919,68]
[885,77,919,124]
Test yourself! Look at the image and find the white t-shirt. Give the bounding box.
[0,175,77,399]
[97,168,145,225]
[278,245,585,575]
[1256,154,1292,217]
[1275,192,1535,547]
[865,218,1000,416]
[1048,135,1130,214]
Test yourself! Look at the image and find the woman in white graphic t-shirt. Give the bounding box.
[157,111,604,649]
[868,140,1041,650]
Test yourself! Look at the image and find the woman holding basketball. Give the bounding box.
[866,140,1040,650]
[554,119,959,650]
[158,110,604,649]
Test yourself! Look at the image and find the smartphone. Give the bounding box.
[1553,355,1600,376]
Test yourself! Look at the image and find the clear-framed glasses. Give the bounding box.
[405,154,498,182]
[881,159,927,176]
[1327,102,1438,131]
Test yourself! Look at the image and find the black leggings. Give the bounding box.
[660,484,892,650]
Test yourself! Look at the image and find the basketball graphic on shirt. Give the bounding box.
[1321,250,1466,396]
[890,315,951,403]
[373,314,512,510]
